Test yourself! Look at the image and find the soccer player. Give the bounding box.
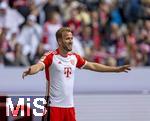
[22,27,131,121]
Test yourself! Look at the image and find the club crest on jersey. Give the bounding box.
[58,61,62,64]
[70,60,75,65]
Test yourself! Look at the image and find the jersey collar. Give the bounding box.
[56,48,71,58]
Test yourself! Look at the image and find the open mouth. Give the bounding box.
[68,44,72,47]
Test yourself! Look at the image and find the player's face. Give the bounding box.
[61,32,73,52]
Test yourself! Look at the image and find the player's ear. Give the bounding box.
[57,39,61,46]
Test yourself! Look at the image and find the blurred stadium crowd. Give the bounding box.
[0,0,150,67]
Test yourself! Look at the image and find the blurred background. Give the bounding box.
[0,0,150,121]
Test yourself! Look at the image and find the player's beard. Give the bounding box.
[63,44,72,52]
[62,41,72,52]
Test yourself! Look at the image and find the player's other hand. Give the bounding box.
[116,65,131,73]
[22,68,31,79]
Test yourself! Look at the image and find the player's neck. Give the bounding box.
[58,48,69,57]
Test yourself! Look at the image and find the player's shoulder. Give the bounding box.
[68,52,83,60]
[42,50,58,58]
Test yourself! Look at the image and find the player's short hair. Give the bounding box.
[56,27,72,41]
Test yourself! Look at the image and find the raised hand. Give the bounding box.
[22,68,31,79]
[116,65,131,73]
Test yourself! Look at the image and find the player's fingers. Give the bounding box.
[124,70,128,73]
[22,71,28,79]
[123,65,131,71]
[127,67,131,70]
[28,67,31,72]
[125,67,131,71]
[22,72,26,79]
[22,68,30,79]
[24,68,31,76]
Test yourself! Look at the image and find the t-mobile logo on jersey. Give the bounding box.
[64,67,72,78]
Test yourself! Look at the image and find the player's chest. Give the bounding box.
[51,57,76,72]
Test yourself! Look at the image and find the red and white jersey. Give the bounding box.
[39,48,86,107]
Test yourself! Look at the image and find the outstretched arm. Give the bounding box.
[22,62,44,79]
[83,61,131,73]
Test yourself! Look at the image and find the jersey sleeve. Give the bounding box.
[75,54,87,69]
[39,52,53,68]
